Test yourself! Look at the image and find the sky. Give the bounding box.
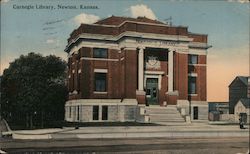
[0,0,249,102]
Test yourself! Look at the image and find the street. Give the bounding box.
[1,137,249,154]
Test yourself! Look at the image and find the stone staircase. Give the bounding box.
[145,105,186,123]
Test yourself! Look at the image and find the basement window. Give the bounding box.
[102,106,108,120]
[93,106,99,120]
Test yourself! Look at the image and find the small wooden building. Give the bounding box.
[234,98,250,124]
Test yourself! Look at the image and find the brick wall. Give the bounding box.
[68,21,192,44]
[124,49,137,98]
[174,52,188,100]
[69,47,123,100]
[188,55,207,101]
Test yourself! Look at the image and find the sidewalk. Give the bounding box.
[5,122,249,140]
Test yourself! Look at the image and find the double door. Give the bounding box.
[146,78,159,105]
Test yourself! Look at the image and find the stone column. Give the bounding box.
[138,47,144,91]
[168,49,174,92]
[136,47,146,105]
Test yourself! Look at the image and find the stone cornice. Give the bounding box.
[65,31,193,53]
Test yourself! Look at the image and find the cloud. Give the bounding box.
[128,4,157,20]
[46,39,56,44]
[207,45,249,101]
[228,0,249,3]
[1,0,10,3]
[73,13,100,25]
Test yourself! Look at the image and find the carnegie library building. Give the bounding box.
[64,16,211,123]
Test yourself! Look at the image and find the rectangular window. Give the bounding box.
[69,106,71,118]
[72,72,75,92]
[102,106,108,120]
[77,106,80,121]
[77,71,81,92]
[193,106,198,120]
[93,48,108,58]
[189,55,198,64]
[93,106,99,120]
[188,77,197,94]
[95,73,107,92]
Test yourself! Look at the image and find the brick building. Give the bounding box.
[64,16,211,122]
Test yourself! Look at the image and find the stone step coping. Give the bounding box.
[150,120,185,122]
[148,113,182,115]
[146,111,179,113]
[146,111,179,114]
[149,116,184,119]
[154,122,189,125]
[146,108,178,111]
[150,118,185,122]
[146,108,179,110]
[145,105,177,108]
[149,117,185,120]
[146,113,180,115]
[146,108,178,110]
[150,119,185,122]
[148,113,181,117]
[146,110,180,113]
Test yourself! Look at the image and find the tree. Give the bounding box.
[1,52,67,129]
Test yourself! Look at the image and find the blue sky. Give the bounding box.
[1,0,249,101]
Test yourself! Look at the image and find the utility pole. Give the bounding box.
[164,16,172,26]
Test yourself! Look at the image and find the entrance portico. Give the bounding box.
[135,45,179,106]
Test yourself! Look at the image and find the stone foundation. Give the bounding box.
[65,99,138,122]
[177,100,208,121]
[65,99,208,123]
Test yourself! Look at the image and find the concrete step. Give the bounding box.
[146,110,179,114]
[150,116,184,119]
[150,119,185,123]
[146,109,180,114]
[191,120,208,123]
[149,117,185,121]
[150,119,185,122]
[148,114,183,118]
[146,106,185,123]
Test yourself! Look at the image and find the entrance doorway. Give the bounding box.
[146,78,159,105]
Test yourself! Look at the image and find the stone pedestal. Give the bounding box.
[136,90,146,104]
[165,91,179,105]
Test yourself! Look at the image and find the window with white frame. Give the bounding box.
[95,73,107,92]
[188,77,197,94]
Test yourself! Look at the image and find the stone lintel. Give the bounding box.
[166,90,179,96]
